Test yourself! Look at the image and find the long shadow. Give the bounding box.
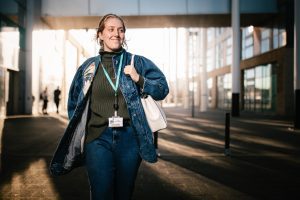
[159,148,300,200]
[162,123,300,156]
[133,161,202,200]
[164,108,300,155]
[2,108,300,199]
[0,116,90,199]
[155,108,300,199]
[0,116,205,200]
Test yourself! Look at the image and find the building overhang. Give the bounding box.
[41,13,279,30]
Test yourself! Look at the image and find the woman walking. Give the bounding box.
[50,13,169,200]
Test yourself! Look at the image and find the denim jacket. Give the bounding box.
[50,50,169,176]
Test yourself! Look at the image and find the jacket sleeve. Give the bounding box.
[67,57,96,119]
[134,55,169,101]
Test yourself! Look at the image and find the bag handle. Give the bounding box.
[131,54,147,96]
[131,54,135,66]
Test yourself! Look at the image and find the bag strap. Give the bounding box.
[131,54,135,66]
[131,54,146,95]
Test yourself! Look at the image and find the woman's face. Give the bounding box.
[99,17,125,52]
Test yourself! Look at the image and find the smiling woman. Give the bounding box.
[50,13,169,200]
[96,14,126,52]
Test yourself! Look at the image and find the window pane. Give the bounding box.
[243,64,276,112]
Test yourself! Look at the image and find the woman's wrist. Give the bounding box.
[136,76,144,87]
[133,74,139,82]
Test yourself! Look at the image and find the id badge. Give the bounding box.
[108,116,123,127]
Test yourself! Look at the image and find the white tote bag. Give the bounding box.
[131,55,167,132]
[140,95,167,132]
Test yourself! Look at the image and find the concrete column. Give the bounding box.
[174,28,178,106]
[200,28,208,112]
[194,30,200,109]
[62,31,67,113]
[166,28,172,104]
[24,0,35,114]
[183,29,190,109]
[231,0,240,116]
[212,30,216,73]
[295,0,300,129]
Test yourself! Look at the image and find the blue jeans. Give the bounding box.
[84,126,142,200]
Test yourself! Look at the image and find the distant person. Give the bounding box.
[53,86,61,113]
[32,95,35,106]
[41,87,48,115]
[50,13,169,200]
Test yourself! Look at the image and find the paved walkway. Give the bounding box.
[1,108,300,200]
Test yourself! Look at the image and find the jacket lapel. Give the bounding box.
[82,56,99,95]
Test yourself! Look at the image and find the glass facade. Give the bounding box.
[207,28,215,72]
[261,28,271,53]
[242,26,287,58]
[243,64,277,112]
[0,15,21,116]
[216,38,228,68]
[226,36,232,65]
[0,19,288,116]
[207,78,213,108]
[217,73,232,110]
[205,25,285,113]
[242,26,254,59]
[215,43,221,69]
[206,48,214,72]
[0,27,20,71]
[207,27,232,72]
[273,27,286,49]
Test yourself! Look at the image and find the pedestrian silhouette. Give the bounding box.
[54,86,61,113]
[41,87,48,115]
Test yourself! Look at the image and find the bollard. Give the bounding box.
[154,131,158,148]
[225,112,231,156]
[153,131,161,157]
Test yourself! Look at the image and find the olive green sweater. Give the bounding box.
[86,51,130,142]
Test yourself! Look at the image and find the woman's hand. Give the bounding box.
[124,65,140,82]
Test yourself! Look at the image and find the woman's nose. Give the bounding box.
[114,30,119,37]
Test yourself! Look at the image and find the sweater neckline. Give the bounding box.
[99,48,123,56]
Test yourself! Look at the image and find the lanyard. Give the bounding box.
[101,53,123,114]
[101,53,123,94]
